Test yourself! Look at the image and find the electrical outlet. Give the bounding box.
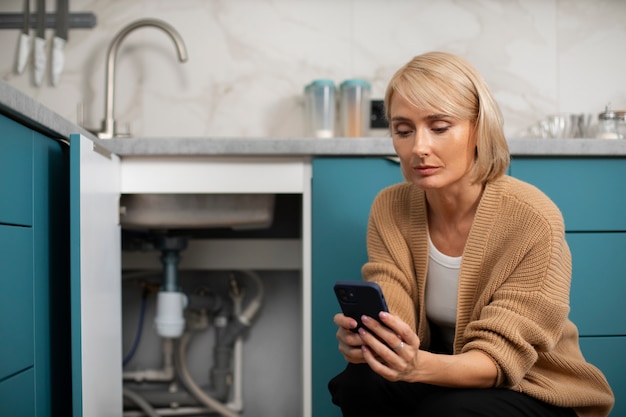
[370,100,388,129]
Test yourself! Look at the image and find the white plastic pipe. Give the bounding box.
[155,291,188,338]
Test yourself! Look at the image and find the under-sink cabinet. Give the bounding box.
[70,134,312,417]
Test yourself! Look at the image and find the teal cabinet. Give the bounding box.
[567,233,626,336]
[508,158,626,232]
[0,225,34,380]
[312,156,623,417]
[311,157,403,417]
[0,368,36,416]
[0,113,32,226]
[510,157,623,416]
[0,113,71,416]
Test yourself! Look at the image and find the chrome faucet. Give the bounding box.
[97,19,188,139]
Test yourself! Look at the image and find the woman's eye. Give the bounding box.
[431,124,450,134]
[393,129,412,138]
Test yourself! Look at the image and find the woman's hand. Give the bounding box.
[357,311,423,382]
[358,312,498,387]
[333,311,420,369]
[334,313,368,363]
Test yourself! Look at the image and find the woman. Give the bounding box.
[329,51,614,417]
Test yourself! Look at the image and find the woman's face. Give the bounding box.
[389,94,476,191]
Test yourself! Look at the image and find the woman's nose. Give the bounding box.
[412,129,430,157]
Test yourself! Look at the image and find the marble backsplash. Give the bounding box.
[1,0,625,139]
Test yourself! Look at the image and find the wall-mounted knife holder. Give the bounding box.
[0,12,96,29]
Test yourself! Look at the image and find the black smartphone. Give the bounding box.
[334,280,389,332]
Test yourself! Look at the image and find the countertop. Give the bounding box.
[3,79,626,157]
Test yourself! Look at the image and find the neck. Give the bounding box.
[425,181,484,257]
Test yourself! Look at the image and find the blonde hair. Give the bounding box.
[384,51,509,184]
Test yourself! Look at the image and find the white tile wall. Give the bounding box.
[1,0,625,139]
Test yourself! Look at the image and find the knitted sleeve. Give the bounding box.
[461,187,572,388]
[361,184,424,334]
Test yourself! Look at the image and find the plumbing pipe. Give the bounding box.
[175,332,241,417]
[226,292,244,411]
[123,338,175,382]
[155,291,188,338]
[123,388,160,417]
[219,270,265,346]
[238,270,264,323]
[155,237,188,338]
[123,406,213,417]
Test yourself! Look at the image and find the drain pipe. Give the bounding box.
[155,236,188,338]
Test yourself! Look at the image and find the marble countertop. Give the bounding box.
[3,79,626,157]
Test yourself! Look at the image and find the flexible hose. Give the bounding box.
[122,388,160,417]
[238,270,264,324]
[123,289,148,367]
[175,332,240,417]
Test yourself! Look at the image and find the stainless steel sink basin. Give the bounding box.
[119,194,275,230]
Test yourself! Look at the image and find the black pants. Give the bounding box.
[328,363,577,417]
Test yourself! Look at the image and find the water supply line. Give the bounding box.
[96,18,188,139]
[173,270,265,417]
[175,332,240,417]
[123,338,175,383]
[123,388,160,417]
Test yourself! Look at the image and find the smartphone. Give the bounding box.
[334,280,389,332]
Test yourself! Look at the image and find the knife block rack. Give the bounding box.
[0,12,96,29]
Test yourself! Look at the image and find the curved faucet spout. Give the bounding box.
[98,18,188,139]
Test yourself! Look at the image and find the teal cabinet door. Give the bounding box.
[311,157,403,417]
[0,113,71,416]
[579,336,625,417]
[32,131,71,417]
[0,113,33,227]
[0,225,33,380]
[0,368,35,416]
[509,158,626,231]
[512,157,625,416]
[567,233,626,336]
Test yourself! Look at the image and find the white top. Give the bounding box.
[425,233,462,353]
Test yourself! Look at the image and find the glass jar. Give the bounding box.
[596,105,620,139]
[616,110,626,139]
[304,79,336,138]
[339,79,371,137]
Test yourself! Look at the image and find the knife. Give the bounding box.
[51,0,69,86]
[33,0,46,86]
[15,0,30,74]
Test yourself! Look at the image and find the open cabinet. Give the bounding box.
[69,134,312,417]
[70,134,122,416]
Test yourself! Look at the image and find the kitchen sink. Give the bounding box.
[119,193,275,230]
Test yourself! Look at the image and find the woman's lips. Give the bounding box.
[415,165,438,175]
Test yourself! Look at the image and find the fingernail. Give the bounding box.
[358,328,366,336]
[361,315,370,323]
[379,311,389,319]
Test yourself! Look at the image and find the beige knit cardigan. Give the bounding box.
[361,175,614,417]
